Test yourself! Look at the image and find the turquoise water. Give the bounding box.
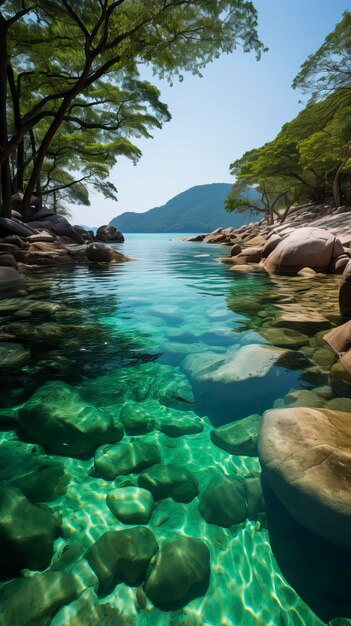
[0,234,349,625]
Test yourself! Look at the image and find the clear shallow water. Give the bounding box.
[0,234,348,626]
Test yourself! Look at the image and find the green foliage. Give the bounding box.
[292,11,351,101]
[1,0,265,215]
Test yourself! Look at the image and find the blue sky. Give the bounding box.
[72,0,349,226]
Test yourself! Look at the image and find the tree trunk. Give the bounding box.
[7,63,24,191]
[333,144,351,208]
[0,16,11,217]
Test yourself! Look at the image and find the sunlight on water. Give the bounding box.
[0,234,347,626]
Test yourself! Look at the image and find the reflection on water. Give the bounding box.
[0,234,348,626]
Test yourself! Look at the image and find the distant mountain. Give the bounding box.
[109,183,260,233]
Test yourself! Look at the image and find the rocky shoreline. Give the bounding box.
[0,205,131,295]
[187,201,351,592]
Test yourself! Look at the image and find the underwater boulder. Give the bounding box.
[106,486,154,524]
[138,463,198,503]
[259,407,351,550]
[94,440,161,480]
[85,527,158,594]
[211,413,261,456]
[259,327,309,348]
[0,571,79,626]
[0,440,67,502]
[145,536,210,606]
[18,381,124,456]
[0,343,29,370]
[199,474,247,527]
[119,400,156,435]
[0,482,57,572]
[157,408,203,437]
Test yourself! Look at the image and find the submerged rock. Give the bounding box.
[258,407,351,550]
[18,381,123,456]
[78,363,194,408]
[94,440,160,480]
[199,474,247,527]
[0,571,79,626]
[210,413,261,456]
[85,527,158,594]
[259,327,309,348]
[0,266,24,292]
[0,482,56,572]
[157,408,203,437]
[145,537,210,606]
[0,441,67,502]
[119,400,156,435]
[138,463,198,503]
[86,242,129,263]
[184,344,288,384]
[106,486,154,523]
[0,342,30,369]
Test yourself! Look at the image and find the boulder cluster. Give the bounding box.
[0,201,128,295]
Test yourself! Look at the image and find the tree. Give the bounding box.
[292,11,351,101]
[0,0,265,218]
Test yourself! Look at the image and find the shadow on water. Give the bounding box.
[262,477,351,624]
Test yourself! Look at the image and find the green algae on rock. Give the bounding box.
[18,381,124,456]
[106,486,154,524]
[211,413,261,456]
[94,440,161,480]
[85,527,158,594]
[145,536,210,607]
[138,463,199,503]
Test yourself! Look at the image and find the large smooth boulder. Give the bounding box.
[0,571,79,626]
[199,474,247,527]
[0,216,37,238]
[145,537,210,606]
[106,487,154,523]
[18,381,123,456]
[94,440,160,480]
[0,482,57,572]
[264,227,344,274]
[85,527,158,594]
[138,463,198,503]
[95,225,124,243]
[339,260,351,317]
[258,407,351,549]
[324,321,351,373]
[157,408,203,437]
[86,242,129,263]
[211,413,261,456]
